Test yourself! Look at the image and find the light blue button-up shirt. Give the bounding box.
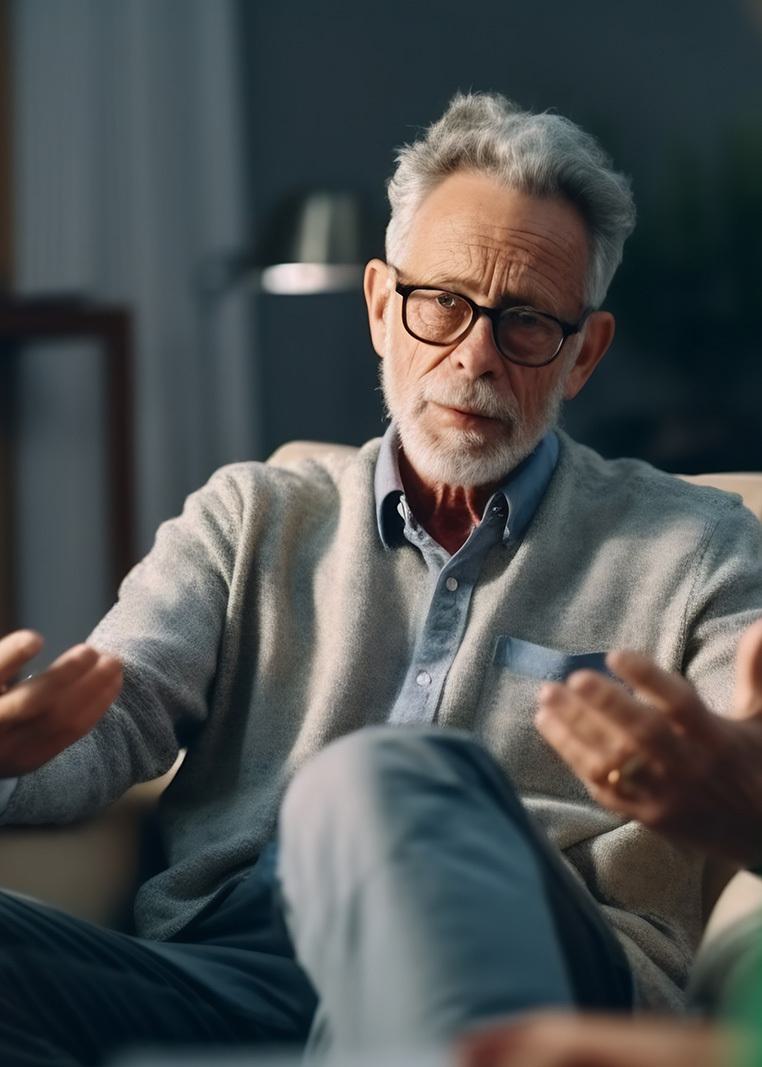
[374,424,559,726]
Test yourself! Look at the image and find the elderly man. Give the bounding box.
[1,91,762,1065]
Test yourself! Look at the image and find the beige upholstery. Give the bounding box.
[0,768,176,927]
[681,472,762,522]
[268,440,359,468]
[0,449,760,946]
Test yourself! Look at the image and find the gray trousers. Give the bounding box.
[0,727,631,1065]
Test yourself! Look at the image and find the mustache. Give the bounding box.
[420,380,519,422]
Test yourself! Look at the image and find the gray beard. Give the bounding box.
[379,353,567,487]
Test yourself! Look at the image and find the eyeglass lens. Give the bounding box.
[404,289,563,364]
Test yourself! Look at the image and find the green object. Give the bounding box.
[724,937,762,1067]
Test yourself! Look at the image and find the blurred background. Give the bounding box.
[0,0,761,662]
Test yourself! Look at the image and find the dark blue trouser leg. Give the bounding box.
[0,847,316,1066]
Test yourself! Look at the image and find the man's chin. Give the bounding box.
[399,423,537,487]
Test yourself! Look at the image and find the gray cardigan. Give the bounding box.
[5,432,762,1010]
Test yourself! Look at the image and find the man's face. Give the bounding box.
[367,171,611,488]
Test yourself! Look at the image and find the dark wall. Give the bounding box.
[239,0,762,471]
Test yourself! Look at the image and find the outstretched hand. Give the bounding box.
[535,621,762,868]
[459,1012,731,1067]
[0,630,122,777]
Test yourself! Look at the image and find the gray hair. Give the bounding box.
[386,92,636,309]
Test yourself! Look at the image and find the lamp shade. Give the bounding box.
[258,190,371,295]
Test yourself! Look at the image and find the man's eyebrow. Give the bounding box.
[409,275,541,309]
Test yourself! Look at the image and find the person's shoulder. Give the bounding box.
[555,432,756,530]
[202,438,381,512]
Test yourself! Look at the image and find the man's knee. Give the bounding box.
[279,725,506,851]
[277,726,496,932]
[281,727,401,844]
[287,724,457,799]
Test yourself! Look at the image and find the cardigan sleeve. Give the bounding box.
[0,778,17,813]
[0,465,245,826]
[682,496,762,714]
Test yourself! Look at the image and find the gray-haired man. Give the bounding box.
[0,93,761,1064]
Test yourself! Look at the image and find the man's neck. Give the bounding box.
[398,450,502,556]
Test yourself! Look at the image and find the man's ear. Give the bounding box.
[564,311,615,399]
[364,259,392,359]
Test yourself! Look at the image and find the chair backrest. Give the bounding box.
[268,440,359,467]
[680,473,762,522]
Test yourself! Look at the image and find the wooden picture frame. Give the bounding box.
[0,0,12,290]
[0,0,12,632]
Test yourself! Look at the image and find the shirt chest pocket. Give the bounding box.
[493,635,610,680]
[476,636,610,795]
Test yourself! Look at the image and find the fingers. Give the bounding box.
[605,649,709,730]
[459,1015,724,1067]
[534,668,698,823]
[49,651,123,736]
[19,647,121,719]
[0,644,99,723]
[0,645,122,775]
[733,619,762,718]
[537,670,678,776]
[567,667,656,731]
[536,690,621,787]
[13,653,123,762]
[0,630,43,690]
[536,682,659,801]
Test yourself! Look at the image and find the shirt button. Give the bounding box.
[445,576,459,592]
[415,670,432,687]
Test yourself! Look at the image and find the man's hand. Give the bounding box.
[534,621,762,868]
[458,1013,732,1067]
[0,630,123,777]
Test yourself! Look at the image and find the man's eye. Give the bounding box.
[436,293,458,310]
[513,310,541,327]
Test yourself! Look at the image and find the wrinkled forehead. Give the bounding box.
[399,172,590,315]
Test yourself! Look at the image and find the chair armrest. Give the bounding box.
[701,869,762,950]
[0,772,173,929]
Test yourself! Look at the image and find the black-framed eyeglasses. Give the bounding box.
[394,281,590,368]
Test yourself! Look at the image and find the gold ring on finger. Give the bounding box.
[606,752,649,789]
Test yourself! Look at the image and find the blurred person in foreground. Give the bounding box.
[1,92,762,1065]
[462,619,762,1067]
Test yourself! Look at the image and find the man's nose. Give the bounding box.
[451,313,503,379]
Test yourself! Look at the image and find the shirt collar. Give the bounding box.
[493,429,559,545]
[374,422,559,549]
[374,424,406,548]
